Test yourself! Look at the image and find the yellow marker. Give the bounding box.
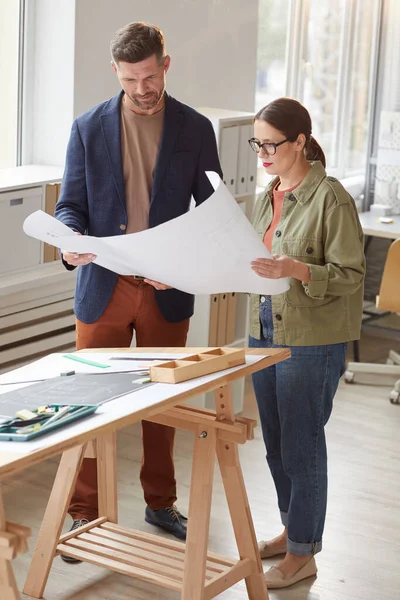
[15,409,37,421]
[16,423,41,435]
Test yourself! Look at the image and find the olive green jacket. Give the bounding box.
[249,161,365,345]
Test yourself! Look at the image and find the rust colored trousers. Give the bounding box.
[69,276,190,520]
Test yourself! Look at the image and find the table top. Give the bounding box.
[359,211,400,239]
[0,347,290,478]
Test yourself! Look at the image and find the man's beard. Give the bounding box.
[128,88,164,111]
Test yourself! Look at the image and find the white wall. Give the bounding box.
[30,0,75,166]
[73,0,259,117]
[27,0,258,166]
[0,0,20,168]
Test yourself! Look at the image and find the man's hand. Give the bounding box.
[144,279,172,291]
[251,254,310,283]
[61,233,96,266]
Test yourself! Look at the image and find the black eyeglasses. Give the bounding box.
[248,137,291,156]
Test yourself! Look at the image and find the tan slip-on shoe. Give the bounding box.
[264,556,317,588]
[258,540,287,559]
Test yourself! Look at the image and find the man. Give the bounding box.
[55,21,222,561]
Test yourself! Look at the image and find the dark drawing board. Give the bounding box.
[0,373,153,419]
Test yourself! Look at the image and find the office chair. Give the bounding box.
[345,239,400,404]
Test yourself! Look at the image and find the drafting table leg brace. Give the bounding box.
[0,487,31,600]
[23,384,269,600]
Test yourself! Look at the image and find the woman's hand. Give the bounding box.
[144,279,172,290]
[251,255,310,283]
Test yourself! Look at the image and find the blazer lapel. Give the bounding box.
[152,93,183,200]
[100,91,126,210]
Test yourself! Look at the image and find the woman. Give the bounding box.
[248,97,365,588]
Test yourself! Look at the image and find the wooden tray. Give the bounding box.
[149,347,246,384]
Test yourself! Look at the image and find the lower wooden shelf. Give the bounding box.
[56,519,252,599]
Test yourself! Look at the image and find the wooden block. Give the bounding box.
[0,545,16,561]
[216,293,228,346]
[6,523,31,539]
[225,292,237,345]
[208,294,219,346]
[0,531,17,548]
[6,522,31,556]
[43,184,59,263]
[0,532,17,560]
[84,440,97,458]
[149,347,245,384]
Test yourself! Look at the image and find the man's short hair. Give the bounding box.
[110,21,165,65]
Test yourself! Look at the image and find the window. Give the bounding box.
[255,0,290,187]
[0,0,23,169]
[255,0,290,110]
[365,0,400,209]
[256,0,381,182]
[298,1,347,169]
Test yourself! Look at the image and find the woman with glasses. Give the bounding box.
[248,97,365,588]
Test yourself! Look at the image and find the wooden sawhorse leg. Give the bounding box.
[0,484,32,600]
[215,385,268,599]
[179,384,268,600]
[23,444,87,598]
[23,432,117,599]
[182,425,217,599]
[0,488,20,600]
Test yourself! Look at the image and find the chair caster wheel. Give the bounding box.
[344,371,354,384]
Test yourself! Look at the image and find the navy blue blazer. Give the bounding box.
[55,91,222,324]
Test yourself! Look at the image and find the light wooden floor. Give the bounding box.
[2,372,400,599]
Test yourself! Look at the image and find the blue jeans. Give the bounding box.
[249,296,347,556]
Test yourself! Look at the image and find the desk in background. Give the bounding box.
[346,212,400,402]
[351,211,400,361]
[358,211,400,239]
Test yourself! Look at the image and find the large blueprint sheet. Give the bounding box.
[23,172,289,295]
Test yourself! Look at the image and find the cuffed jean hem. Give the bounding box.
[287,537,322,556]
[280,511,289,527]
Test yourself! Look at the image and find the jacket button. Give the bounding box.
[306,246,313,254]
[275,314,282,321]
[275,230,282,237]
[288,193,296,201]
[120,224,127,231]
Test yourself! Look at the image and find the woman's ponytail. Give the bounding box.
[306,135,326,167]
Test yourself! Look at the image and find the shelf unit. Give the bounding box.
[0,166,75,372]
[187,108,257,412]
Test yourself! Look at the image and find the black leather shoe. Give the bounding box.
[60,519,89,563]
[145,505,187,541]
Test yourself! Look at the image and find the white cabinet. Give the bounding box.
[196,107,257,198]
[0,187,42,275]
[0,165,70,372]
[0,165,64,274]
[220,126,240,195]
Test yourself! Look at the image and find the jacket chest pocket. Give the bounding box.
[282,238,324,262]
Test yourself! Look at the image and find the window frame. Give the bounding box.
[16,0,26,166]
